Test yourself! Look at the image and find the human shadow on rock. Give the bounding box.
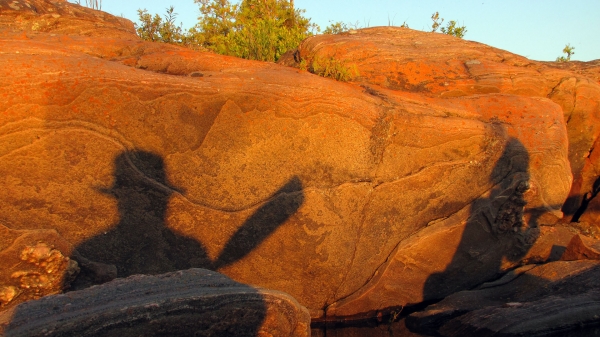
[69,150,305,290]
[422,138,540,302]
[408,138,600,336]
[1,150,306,337]
[47,150,305,336]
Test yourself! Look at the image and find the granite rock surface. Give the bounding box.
[2,0,597,321]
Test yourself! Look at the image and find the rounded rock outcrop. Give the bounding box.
[0,1,587,321]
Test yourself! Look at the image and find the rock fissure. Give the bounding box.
[0,6,588,330]
[328,187,375,307]
[373,159,473,193]
[572,177,600,222]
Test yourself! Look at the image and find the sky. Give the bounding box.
[75,0,599,62]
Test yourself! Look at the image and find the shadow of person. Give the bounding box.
[69,149,305,291]
[2,150,306,336]
[422,137,540,302]
[407,138,600,335]
[69,150,208,289]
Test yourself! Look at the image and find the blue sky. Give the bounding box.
[76,0,599,62]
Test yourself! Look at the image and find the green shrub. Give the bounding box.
[441,20,467,38]
[556,44,575,62]
[191,0,238,54]
[136,6,204,50]
[136,7,180,43]
[323,21,349,34]
[310,56,359,82]
[229,1,315,61]
[431,12,443,32]
[136,1,317,62]
[431,12,467,38]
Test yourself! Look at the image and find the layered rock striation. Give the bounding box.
[282,27,600,224]
[0,0,598,326]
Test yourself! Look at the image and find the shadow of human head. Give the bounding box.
[98,150,183,224]
[69,150,208,289]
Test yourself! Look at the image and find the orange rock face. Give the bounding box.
[0,0,592,320]
[285,28,600,222]
[561,234,600,261]
[0,0,136,38]
[0,224,78,310]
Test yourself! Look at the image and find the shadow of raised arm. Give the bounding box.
[213,176,304,270]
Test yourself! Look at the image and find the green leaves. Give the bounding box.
[135,7,189,47]
[323,21,349,35]
[431,11,443,32]
[431,12,467,39]
[556,44,575,62]
[193,0,316,62]
[441,20,467,39]
[193,0,237,52]
[310,56,359,82]
[135,1,314,61]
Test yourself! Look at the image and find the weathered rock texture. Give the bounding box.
[543,59,600,86]
[406,260,600,336]
[0,268,311,337]
[283,27,600,223]
[0,224,79,310]
[0,0,594,321]
[0,0,135,38]
[561,233,600,261]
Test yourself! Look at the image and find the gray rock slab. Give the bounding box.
[440,290,600,337]
[406,260,600,336]
[0,268,310,337]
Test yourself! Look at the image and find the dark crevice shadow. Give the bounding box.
[39,149,304,336]
[421,138,538,302]
[571,176,600,222]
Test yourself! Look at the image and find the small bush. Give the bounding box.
[431,12,443,32]
[323,21,349,34]
[441,20,467,38]
[134,1,318,62]
[192,0,317,62]
[431,12,467,38]
[310,56,359,82]
[136,6,204,50]
[556,44,575,62]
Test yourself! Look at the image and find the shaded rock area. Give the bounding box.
[0,268,311,337]
[562,233,600,260]
[406,260,600,336]
[312,318,424,337]
[1,0,600,332]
